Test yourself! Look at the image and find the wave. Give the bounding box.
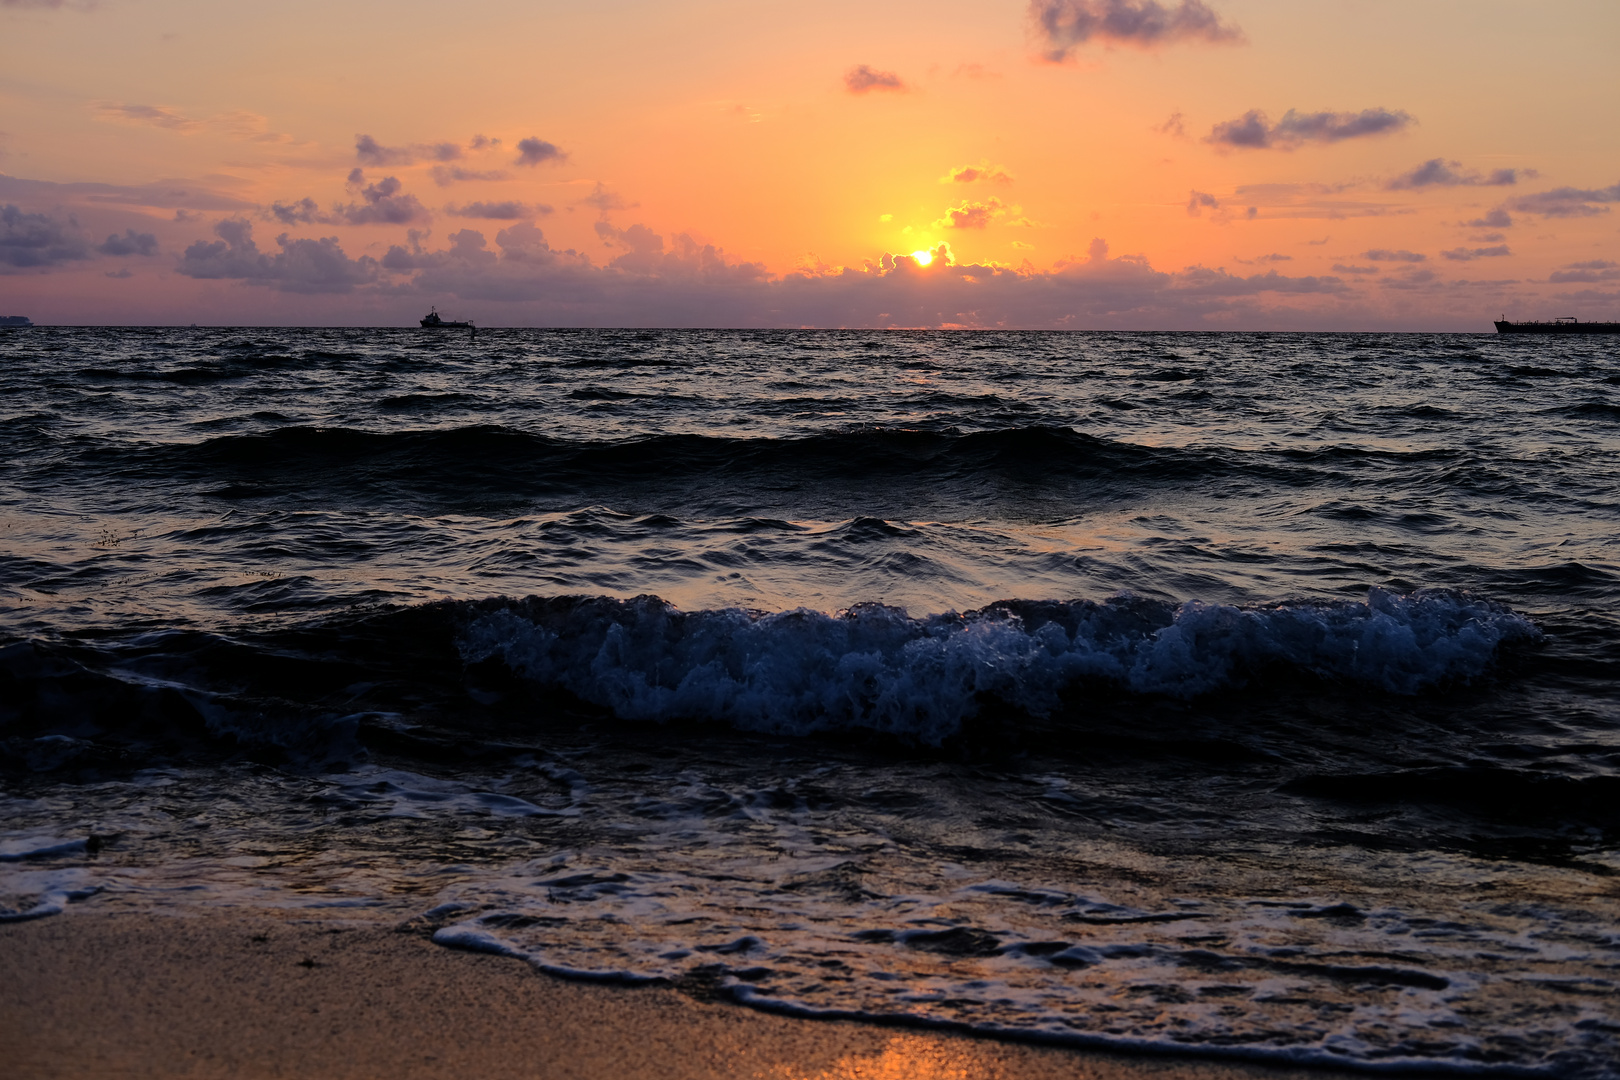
[457,588,1540,743]
[62,424,1504,513]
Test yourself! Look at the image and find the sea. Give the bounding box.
[2,327,1617,1077]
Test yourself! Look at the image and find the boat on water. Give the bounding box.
[419,307,474,329]
[1,315,34,328]
[1495,317,1620,334]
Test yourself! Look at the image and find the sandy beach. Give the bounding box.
[0,910,1423,1080]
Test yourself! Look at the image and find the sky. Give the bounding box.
[2,0,1617,329]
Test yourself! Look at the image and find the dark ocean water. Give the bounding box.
[2,327,1618,1075]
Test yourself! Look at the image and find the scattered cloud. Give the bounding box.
[1154,111,1187,138]
[95,103,202,132]
[335,173,428,225]
[269,197,327,226]
[1440,244,1511,261]
[1207,108,1413,150]
[941,162,1015,184]
[355,134,462,166]
[1386,159,1525,190]
[845,65,906,94]
[934,198,1010,229]
[1464,208,1513,229]
[94,103,295,143]
[1,203,90,268]
[431,165,508,187]
[1186,190,1220,216]
[1548,260,1620,284]
[580,182,633,214]
[177,218,379,293]
[1364,249,1426,262]
[96,228,157,256]
[514,137,565,167]
[0,173,256,212]
[1332,264,1379,275]
[1031,0,1243,60]
[447,200,550,220]
[1507,181,1620,218]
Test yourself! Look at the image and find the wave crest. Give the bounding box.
[456,588,1540,742]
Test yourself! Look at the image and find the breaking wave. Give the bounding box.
[458,588,1540,743]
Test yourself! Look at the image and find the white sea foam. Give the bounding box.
[458,588,1540,741]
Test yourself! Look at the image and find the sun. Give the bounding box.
[911,249,933,266]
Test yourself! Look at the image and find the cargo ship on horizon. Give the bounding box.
[1495,316,1620,334]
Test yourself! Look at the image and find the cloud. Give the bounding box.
[844,65,906,94]
[1208,108,1413,150]
[360,218,1359,329]
[95,103,202,132]
[1464,208,1513,229]
[1154,111,1187,138]
[941,162,1014,184]
[934,199,1010,229]
[514,138,565,167]
[1032,0,1242,60]
[0,203,91,268]
[1548,260,1620,284]
[335,173,428,225]
[1186,190,1220,216]
[96,228,157,256]
[1440,244,1511,261]
[581,182,633,214]
[355,134,463,167]
[1507,181,1620,218]
[431,165,508,187]
[177,218,378,293]
[1332,264,1379,275]
[94,104,296,143]
[1363,249,1426,262]
[447,200,550,220]
[0,171,256,211]
[269,197,329,225]
[1386,159,1524,190]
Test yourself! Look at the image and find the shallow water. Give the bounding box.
[3,328,1618,1075]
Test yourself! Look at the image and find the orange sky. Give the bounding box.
[2,0,1617,328]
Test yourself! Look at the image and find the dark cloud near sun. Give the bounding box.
[177,217,378,293]
[514,138,565,167]
[1031,0,1243,61]
[941,162,1014,184]
[96,228,158,256]
[1386,159,1525,190]
[1207,108,1413,150]
[844,65,906,94]
[0,203,91,268]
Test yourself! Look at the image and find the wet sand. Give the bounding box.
[2,910,1415,1080]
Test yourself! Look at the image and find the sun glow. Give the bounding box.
[911,249,933,266]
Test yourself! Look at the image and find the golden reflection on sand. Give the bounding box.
[758,1033,991,1080]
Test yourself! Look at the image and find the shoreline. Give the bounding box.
[1,908,1431,1080]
